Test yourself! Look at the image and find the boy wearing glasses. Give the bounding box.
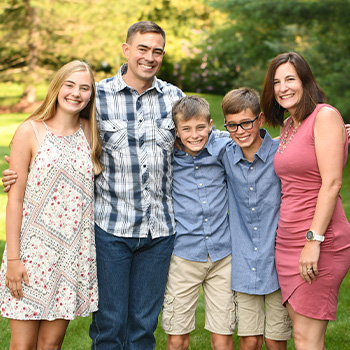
[222,87,292,350]
[161,96,235,350]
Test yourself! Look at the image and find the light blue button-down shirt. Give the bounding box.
[172,132,231,262]
[222,129,281,294]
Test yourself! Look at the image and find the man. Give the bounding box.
[90,21,184,349]
[3,21,185,350]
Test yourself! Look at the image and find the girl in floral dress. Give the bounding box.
[0,60,102,349]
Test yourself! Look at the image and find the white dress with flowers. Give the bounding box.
[0,121,98,320]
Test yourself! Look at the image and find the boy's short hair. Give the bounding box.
[126,21,166,45]
[221,87,261,117]
[172,96,211,126]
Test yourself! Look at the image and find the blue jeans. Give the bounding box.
[90,224,174,350]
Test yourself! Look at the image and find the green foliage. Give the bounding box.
[204,0,350,122]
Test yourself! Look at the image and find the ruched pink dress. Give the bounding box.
[274,104,350,320]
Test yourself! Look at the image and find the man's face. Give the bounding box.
[122,32,165,89]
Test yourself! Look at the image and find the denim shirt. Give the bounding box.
[94,64,185,238]
[222,129,281,294]
[172,132,231,262]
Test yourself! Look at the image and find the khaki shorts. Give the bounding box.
[161,254,236,335]
[236,289,292,341]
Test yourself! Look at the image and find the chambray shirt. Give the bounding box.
[222,129,281,294]
[172,132,232,262]
[94,64,185,238]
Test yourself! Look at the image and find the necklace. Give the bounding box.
[278,117,301,154]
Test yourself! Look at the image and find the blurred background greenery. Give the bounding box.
[1,1,350,348]
[1,0,350,122]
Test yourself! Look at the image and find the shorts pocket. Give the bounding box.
[230,292,238,332]
[161,294,175,332]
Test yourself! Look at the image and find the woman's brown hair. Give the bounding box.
[261,52,326,127]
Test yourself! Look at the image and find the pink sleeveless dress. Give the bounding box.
[274,104,350,320]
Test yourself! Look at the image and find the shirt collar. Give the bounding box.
[114,63,162,94]
[232,128,273,164]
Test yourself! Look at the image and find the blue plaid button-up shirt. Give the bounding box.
[94,64,185,238]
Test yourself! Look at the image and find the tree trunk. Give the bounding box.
[18,0,39,106]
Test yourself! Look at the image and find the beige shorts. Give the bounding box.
[161,254,236,335]
[236,289,292,341]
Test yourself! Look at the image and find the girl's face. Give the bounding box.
[57,71,92,117]
[273,62,303,116]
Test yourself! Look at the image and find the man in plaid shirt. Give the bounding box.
[89,21,185,349]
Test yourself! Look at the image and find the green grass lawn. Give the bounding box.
[1,95,350,349]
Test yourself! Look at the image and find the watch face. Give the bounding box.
[306,231,314,240]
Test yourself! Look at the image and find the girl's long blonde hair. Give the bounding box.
[26,60,103,174]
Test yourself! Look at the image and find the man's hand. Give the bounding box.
[346,124,350,142]
[2,155,17,192]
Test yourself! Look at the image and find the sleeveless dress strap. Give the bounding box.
[30,121,43,146]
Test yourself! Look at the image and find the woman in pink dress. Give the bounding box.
[261,52,350,350]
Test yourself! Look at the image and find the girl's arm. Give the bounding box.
[299,107,346,283]
[5,121,36,299]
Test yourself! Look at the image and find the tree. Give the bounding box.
[0,0,227,107]
[204,0,350,121]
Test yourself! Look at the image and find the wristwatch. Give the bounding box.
[306,230,325,242]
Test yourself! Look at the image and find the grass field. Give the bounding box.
[1,95,350,349]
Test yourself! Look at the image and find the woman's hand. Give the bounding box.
[299,241,321,284]
[346,124,350,142]
[5,260,30,300]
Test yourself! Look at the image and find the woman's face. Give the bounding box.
[57,71,92,118]
[273,62,303,116]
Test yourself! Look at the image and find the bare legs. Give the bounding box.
[286,302,328,350]
[240,335,286,350]
[167,333,233,350]
[9,319,69,350]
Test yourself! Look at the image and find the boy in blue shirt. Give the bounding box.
[221,88,292,350]
[161,96,235,350]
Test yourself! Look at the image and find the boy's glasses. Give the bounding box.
[224,114,259,133]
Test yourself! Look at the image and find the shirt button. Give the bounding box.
[254,247,258,251]
[250,187,254,191]
[203,201,206,204]
[254,227,258,231]
[195,166,199,170]
[199,183,203,187]
[193,156,197,159]
[251,208,255,211]
[252,267,256,271]
[204,218,208,222]
[206,236,209,240]
[250,166,254,170]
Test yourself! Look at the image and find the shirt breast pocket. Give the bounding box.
[99,120,128,153]
[155,118,176,151]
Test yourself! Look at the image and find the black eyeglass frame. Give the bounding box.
[224,114,260,133]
